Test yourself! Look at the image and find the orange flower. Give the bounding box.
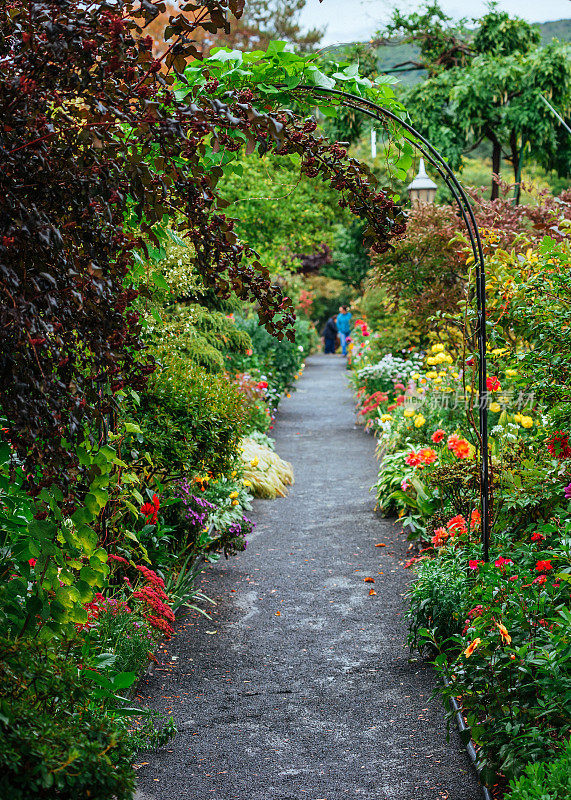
[419,447,437,464]
[447,433,461,450]
[404,451,422,467]
[452,439,471,459]
[495,622,511,645]
[431,428,446,443]
[431,527,448,547]
[470,509,481,529]
[464,638,482,658]
[448,514,468,536]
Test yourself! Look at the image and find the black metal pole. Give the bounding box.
[273,84,491,557]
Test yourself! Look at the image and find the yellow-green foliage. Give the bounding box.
[148,304,251,373]
[240,438,294,499]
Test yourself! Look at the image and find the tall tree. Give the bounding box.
[379,3,571,201]
[143,0,324,56]
[218,0,324,51]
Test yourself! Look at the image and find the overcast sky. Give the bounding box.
[299,0,571,46]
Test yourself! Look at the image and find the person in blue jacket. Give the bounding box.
[336,305,352,356]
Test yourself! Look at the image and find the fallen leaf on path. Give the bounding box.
[275,611,281,616]
[364,577,375,583]
[369,589,377,596]
[375,543,386,547]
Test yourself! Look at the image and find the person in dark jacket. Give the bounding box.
[321,315,338,354]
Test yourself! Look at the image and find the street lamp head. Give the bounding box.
[407,158,437,204]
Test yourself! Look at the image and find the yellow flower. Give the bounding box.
[380,414,393,422]
[434,377,443,385]
[520,416,533,429]
[229,491,239,499]
[414,414,426,428]
[452,372,459,379]
[404,408,415,418]
[411,372,420,380]
[438,370,447,376]
[505,369,518,377]
[444,354,454,364]
[466,385,472,393]
[250,457,259,467]
[490,402,501,413]
[431,343,445,353]
[231,470,237,478]
[513,412,523,423]
[464,638,482,658]
[421,378,427,385]
[426,356,437,366]
[426,371,438,380]
[231,499,239,506]
[242,479,252,487]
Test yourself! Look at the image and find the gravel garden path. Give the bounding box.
[134,354,482,800]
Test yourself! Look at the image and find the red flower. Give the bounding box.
[108,553,129,565]
[535,560,553,572]
[486,376,501,392]
[135,565,165,589]
[387,403,397,412]
[28,558,37,567]
[531,532,545,542]
[470,509,481,529]
[396,395,405,406]
[494,556,513,569]
[533,574,547,585]
[468,559,481,570]
[546,431,571,460]
[431,429,446,444]
[141,500,158,525]
[447,433,461,450]
[257,381,268,389]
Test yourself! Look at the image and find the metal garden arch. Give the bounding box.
[276,85,492,560]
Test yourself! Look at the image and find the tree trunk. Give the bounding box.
[491,139,501,201]
[511,132,524,206]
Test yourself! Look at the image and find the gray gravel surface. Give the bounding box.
[134,354,482,800]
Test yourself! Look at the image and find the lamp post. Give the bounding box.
[407,158,438,204]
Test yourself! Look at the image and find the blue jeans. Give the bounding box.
[338,331,349,355]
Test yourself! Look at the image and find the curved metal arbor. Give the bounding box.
[279,84,491,559]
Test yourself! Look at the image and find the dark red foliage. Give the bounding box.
[0,0,404,492]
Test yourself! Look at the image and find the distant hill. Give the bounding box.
[325,19,571,86]
[538,18,571,44]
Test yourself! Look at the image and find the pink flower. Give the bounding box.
[401,478,411,491]
[431,429,446,444]
[468,560,481,570]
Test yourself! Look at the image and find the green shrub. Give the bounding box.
[407,556,471,654]
[134,361,246,478]
[506,739,571,800]
[227,314,314,399]
[93,607,156,674]
[0,637,136,800]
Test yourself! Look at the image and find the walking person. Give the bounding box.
[321,314,338,354]
[336,305,352,356]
